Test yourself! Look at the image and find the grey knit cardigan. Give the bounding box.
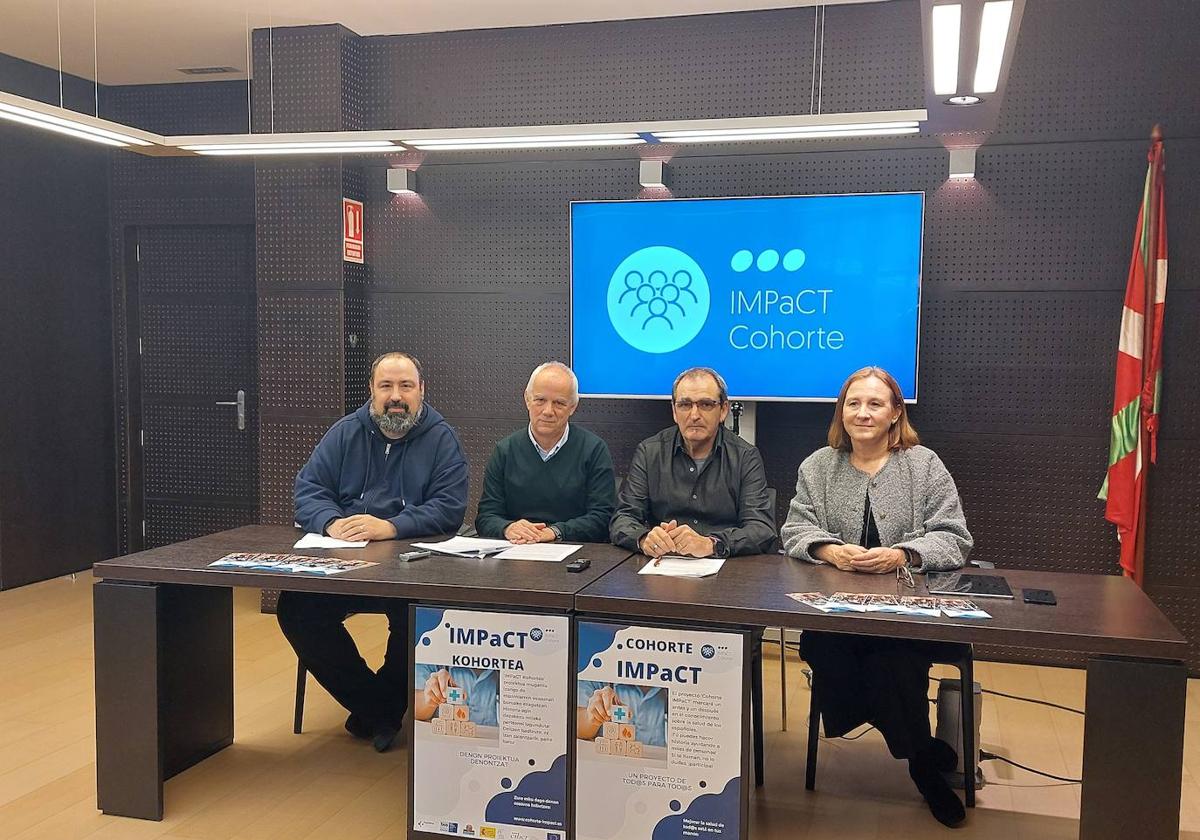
[780,445,972,572]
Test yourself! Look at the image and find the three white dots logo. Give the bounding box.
[730,248,806,273]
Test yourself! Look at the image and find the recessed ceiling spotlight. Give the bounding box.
[946,95,983,106]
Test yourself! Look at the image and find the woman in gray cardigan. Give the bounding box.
[781,366,973,828]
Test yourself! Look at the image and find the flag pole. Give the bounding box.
[1132,123,1163,588]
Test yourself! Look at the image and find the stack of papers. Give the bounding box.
[210,552,376,576]
[786,592,991,619]
[637,555,726,578]
[293,532,368,549]
[493,544,582,562]
[411,536,514,557]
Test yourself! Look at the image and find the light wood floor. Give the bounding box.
[3,571,1200,839]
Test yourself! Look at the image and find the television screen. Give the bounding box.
[570,192,923,401]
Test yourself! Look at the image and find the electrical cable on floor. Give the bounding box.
[795,656,1084,781]
[981,687,1084,715]
[927,676,1085,715]
[979,750,1081,784]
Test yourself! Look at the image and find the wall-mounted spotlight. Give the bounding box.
[948,147,977,180]
[387,168,418,194]
[639,159,667,188]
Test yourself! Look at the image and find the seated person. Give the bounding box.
[576,682,667,748]
[610,366,776,558]
[475,361,615,543]
[414,666,499,728]
[781,366,973,827]
[278,352,468,752]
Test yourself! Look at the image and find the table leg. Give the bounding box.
[779,630,788,732]
[1079,655,1186,840]
[94,580,234,820]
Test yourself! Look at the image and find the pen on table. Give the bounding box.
[653,554,662,567]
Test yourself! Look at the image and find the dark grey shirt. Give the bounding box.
[610,426,778,557]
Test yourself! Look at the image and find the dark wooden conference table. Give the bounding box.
[94,528,1189,840]
[91,525,632,821]
[574,553,1189,840]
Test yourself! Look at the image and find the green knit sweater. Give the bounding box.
[474,425,616,543]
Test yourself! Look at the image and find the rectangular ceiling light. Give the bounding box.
[180,140,397,156]
[973,0,1014,94]
[0,97,155,147]
[652,124,920,143]
[404,133,644,150]
[931,4,962,96]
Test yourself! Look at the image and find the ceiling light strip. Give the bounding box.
[653,126,921,143]
[190,146,402,156]
[407,138,645,150]
[408,132,641,146]
[654,121,919,138]
[973,0,1014,94]
[182,140,395,151]
[931,4,962,96]
[0,109,129,147]
[0,102,152,145]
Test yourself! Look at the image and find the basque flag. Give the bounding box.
[1098,127,1168,587]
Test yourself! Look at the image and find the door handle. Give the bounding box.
[215,389,246,430]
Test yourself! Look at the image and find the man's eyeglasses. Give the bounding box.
[674,399,723,413]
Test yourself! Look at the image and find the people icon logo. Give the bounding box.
[606,246,710,354]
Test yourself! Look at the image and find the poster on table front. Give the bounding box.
[412,606,570,840]
[575,620,747,840]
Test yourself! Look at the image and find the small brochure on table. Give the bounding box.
[786,592,991,619]
[210,552,377,576]
[411,607,570,840]
[637,555,726,578]
[576,620,745,840]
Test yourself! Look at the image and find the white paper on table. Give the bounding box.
[492,543,582,562]
[637,555,726,578]
[410,536,513,557]
[293,532,369,549]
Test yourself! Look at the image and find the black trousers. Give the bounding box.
[276,591,410,730]
[801,631,962,760]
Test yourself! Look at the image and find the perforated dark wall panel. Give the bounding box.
[255,161,344,290]
[251,25,369,525]
[259,292,345,414]
[101,80,250,135]
[144,502,257,549]
[362,3,920,129]
[260,418,333,526]
[992,0,1200,144]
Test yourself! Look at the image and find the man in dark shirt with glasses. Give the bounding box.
[610,367,777,558]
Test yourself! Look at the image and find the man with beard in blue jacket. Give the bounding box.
[278,351,468,752]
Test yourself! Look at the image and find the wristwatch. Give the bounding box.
[549,525,563,542]
[709,535,729,558]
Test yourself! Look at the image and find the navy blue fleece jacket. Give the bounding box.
[294,402,468,539]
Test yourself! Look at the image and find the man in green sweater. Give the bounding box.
[475,362,616,543]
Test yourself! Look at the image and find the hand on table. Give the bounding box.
[849,547,908,574]
[505,520,553,544]
[812,543,868,571]
[640,523,678,558]
[328,514,397,542]
[664,523,715,557]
